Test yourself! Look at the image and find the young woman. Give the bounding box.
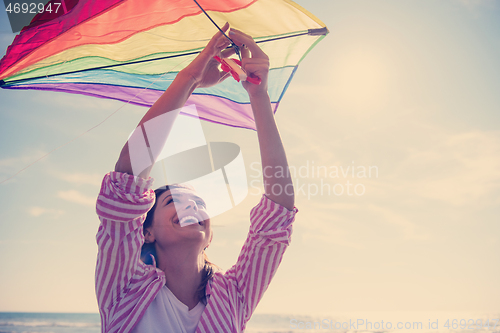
[95,24,297,333]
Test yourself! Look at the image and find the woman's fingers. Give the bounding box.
[226,29,269,89]
[216,39,231,51]
[220,46,236,59]
[241,59,269,75]
[228,28,251,47]
[240,44,250,59]
[214,22,229,42]
[208,23,231,53]
[229,28,268,60]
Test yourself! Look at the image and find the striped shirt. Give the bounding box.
[95,172,298,333]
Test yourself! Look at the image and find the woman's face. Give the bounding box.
[147,188,212,250]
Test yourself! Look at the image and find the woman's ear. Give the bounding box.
[144,228,155,244]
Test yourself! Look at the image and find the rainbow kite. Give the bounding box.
[0,0,327,130]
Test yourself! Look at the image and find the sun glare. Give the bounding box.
[331,47,392,113]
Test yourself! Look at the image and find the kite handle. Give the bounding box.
[213,56,261,85]
[231,58,262,85]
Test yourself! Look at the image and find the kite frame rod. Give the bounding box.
[0,30,325,86]
[192,0,240,60]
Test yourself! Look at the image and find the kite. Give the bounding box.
[0,0,328,130]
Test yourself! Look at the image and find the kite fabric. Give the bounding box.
[0,0,328,130]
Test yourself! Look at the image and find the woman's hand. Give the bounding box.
[180,23,234,89]
[228,29,270,97]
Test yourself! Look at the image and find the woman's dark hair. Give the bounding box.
[140,185,219,304]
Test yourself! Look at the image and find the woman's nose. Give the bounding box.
[184,199,198,211]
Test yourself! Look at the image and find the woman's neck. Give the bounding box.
[156,246,205,310]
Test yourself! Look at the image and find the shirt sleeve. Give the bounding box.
[225,194,298,328]
[95,172,156,317]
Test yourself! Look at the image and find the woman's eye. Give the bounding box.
[166,197,204,207]
[166,198,178,205]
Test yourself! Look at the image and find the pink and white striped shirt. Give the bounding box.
[95,172,298,333]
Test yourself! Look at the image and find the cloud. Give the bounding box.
[456,0,498,17]
[302,226,364,249]
[0,149,48,172]
[299,209,365,249]
[57,190,95,207]
[367,204,431,241]
[302,199,430,245]
[395,130,500,207]
[57,172,102,186]
[0,149,49,184]
[28,206,64,218]
[458,0,496,8]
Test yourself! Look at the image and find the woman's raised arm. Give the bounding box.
[115,23,232,178]
[229,29,295,211]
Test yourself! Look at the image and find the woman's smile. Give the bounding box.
[178,215,203,227]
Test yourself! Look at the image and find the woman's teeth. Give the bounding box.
[179,216,200,227]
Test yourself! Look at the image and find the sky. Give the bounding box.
[0,0,499,318]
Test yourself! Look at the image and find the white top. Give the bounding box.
[131,285,206,333]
